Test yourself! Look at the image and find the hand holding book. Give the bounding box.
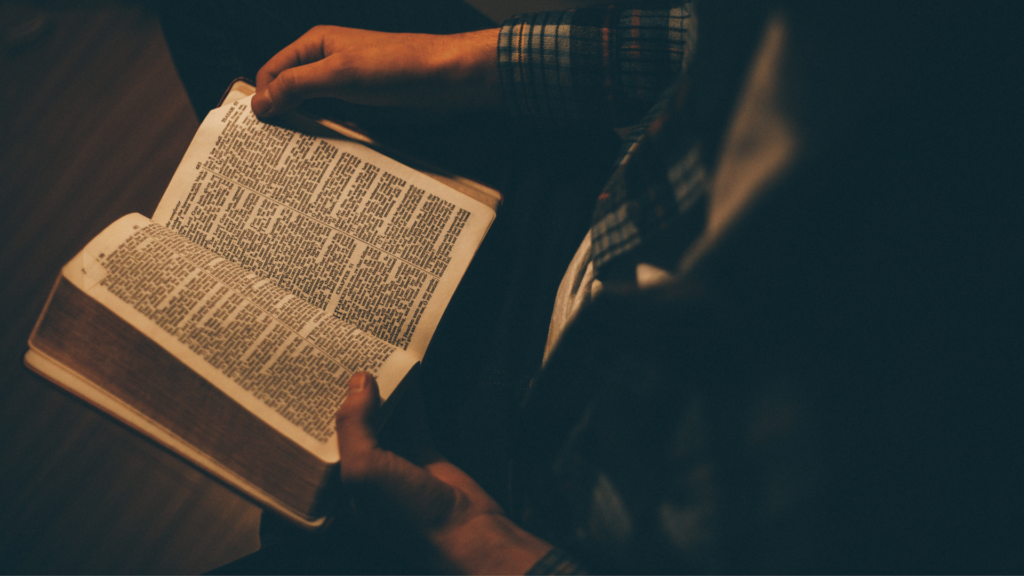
[26,86,499,527]
[335,372,553,574]
[251,26,501,117]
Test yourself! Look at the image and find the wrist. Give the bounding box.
[435,513,553,575]
[431,28,501,110]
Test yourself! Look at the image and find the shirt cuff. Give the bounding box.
[497,3,692,126]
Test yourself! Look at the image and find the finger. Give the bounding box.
[253,27,343,117]
[336,373,462,527]
[335,371,381,458]
[253,57,347,117]
[255,27,328,91]
[366,449,461,530]
[426,460,504,514]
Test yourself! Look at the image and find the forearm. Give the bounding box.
[429,28,501,110]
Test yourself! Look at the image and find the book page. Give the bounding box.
[63,213,418,460]
[153,97,495,359]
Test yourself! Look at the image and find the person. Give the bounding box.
[161,0,1024,572]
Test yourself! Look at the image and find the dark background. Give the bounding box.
[0,2,256,573]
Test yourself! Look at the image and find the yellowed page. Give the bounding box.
[63,213,418,461]
[153,97,494,359]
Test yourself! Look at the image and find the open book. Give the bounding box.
[24,81,498,528]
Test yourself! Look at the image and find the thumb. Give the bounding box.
[335,371,381,461]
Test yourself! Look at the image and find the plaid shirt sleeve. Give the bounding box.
[497,2,694,127]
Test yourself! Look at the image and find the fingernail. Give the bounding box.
[349,371,370,392]
[251,90,272,116]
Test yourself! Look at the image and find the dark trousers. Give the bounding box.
[159,1,620,572]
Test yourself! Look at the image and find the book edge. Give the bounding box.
[23,347,330,531]
[25,276,330,530]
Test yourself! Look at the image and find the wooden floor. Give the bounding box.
[0,3,261,574]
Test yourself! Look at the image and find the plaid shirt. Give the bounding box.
[498,2,691,127]
[498,2,708,280]
[499,4,705,574]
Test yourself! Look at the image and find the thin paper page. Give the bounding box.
[64,213,417,461]
[153,97,494,359]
